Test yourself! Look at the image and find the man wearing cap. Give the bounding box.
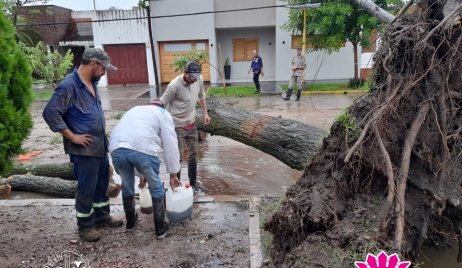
[248,50,264,93]
[43,48,122,242]
[283,47,306,101]
[160,61,211,194]
[109,100,181,239]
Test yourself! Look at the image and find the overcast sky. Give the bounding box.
[27,0,140,11]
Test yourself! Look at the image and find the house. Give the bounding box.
[21,1,372,87]
[150,0,360,84]
[18,5,74,51]
[71,8,155,87]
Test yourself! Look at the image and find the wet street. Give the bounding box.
[18,88,361,198]
[118,93,360,196]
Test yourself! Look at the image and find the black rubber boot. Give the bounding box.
[296,90,301,101]
[188,160,197,188]
[283,88,292,100]
[152,196,169,239]
[122,195,138,229]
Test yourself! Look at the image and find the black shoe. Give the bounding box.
[283,96,290,100]
[295,98,300,101]
[255,90,261,93]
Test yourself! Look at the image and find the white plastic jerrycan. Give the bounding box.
[165,183,193,223]
[139,186,153,214]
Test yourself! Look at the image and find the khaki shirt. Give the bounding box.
[291,55,306,77]
[160,74,205,127]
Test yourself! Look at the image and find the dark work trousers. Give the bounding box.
[253,72,261,92]
[70,154,110,229]
[175,126,198,186]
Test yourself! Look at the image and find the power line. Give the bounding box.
[16,4,288,27]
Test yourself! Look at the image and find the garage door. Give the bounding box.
[105,44,148,84]
[159,40,210,83]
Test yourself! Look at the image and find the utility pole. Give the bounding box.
[145,0,161,98]
[93,0,96,10]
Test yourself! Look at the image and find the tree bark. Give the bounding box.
[355,0,395,24]
[3,174,76,198]
[197,96,326,170]
[9,162,75,181]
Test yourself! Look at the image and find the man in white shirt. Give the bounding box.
[109,100,180,239]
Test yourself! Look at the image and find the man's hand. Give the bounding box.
[138,176,147,189]
[169,174,180,189]
[71,133,93,147]
[248,70,251,75]
[203,113,211,125]
[261,71,264,76]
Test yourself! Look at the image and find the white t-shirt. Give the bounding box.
[108,105,180,174]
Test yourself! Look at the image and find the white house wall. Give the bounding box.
[73,9,156,86]
[151,0,218,83]
[275,0,357,82]
[216,28,275,81]
[214,0,276,29]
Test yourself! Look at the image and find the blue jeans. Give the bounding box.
[70,154,110,229]
[111,148,164,199]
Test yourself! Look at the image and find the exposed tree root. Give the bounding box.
[266,0,462,266]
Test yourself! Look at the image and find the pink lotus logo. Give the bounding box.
[355,251,411,268]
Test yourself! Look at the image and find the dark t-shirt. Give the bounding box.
[250,56,263,73]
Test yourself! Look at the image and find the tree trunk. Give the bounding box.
[9,162,75,181]
[197,96,326,170]
[2,175,76,198]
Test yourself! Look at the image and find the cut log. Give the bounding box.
[9,162,75,181]
[197,96,326,170]
[5,174,77,198]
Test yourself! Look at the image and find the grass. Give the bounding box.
[258,195,285,263]
[207,86,260,97]
[32,89,54,101]
[208,82,369,97]
[279,82,369,93]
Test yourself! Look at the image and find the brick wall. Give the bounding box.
[18,5,74,46]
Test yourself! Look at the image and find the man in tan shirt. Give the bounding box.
[160,61,211,194]
[283,47,306,101]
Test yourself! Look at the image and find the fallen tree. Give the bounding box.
[8,162,75,180]
[265,0,462,266]
[197,96,325,170]
[1,175,76,198]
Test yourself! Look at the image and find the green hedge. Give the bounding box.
[0,9,33,175]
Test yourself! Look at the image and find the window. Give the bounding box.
[196,43,206,51]
[164,43,192,52]
[233,38,258,61]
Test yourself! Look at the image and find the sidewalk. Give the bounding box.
[0,196,260,268]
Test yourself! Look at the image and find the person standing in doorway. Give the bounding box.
[283,47,306,101]
[160,61,211,194]
[248,50,264,93]
[43,48,123,242]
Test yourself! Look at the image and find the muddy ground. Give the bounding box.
[1,89,359,267]
[0,199,249,268]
